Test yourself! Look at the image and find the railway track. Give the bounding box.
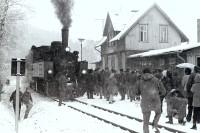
[53,98,141,132]
[68,105,139,133]
[52,98,186,133]
[73,99,186,133]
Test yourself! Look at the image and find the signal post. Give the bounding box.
[11,58,26,133]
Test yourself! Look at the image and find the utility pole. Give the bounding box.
[78,38,85,61]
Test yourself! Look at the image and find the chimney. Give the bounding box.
[62,27,69,48]
[197,19,200,42]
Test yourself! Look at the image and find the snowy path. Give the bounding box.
[0,83,132,133]
[0,80,199,133]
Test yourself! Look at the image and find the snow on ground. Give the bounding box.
[0,79,199,133]
[77,95,199,133]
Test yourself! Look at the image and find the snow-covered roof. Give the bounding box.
[90,60,101,64]
[109,12,134,32]
[110,7,146,42]
[110,3,189,43]
[102,12,133,36]
[128,43,200,58]
[95,36,107,47]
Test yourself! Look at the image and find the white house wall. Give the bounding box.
[102,56,106,69]
[187,47,200,65]
[125,8,181,51]
[114,54,119,71]
[122,53,126,70]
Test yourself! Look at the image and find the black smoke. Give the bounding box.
[51,0,74,28]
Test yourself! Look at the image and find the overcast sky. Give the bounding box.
[25,0,200,42]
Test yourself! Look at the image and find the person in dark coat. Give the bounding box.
[161,70,174,95]
[161,70,174,114]
[165,89,187,125]
[10,89,23,120]
[22,87,33,119]
[190,70,200,130]
[182,68,192,97]
[172,70,182,91]
[186,66,199,122]
[85,69,95,99]
[57,71,69,106]
[125,68,132,100]
[117,69,126,100]
[136,68,166,133]
[79,69,87,96]
[129,71,138,102]
[103,68,111,100]
[107,69,118,104]
[96,69,104,99]
[154,69,164,112]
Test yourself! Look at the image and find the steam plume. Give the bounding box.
[51,0,74,28]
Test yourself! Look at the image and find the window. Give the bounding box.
[139,24,148,42]
[169,58,176,65]
[196,56,200,67]
[159,59,165,66]
[159,25,168,43]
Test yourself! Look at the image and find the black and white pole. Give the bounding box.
[15,59,21,133]
[11,58,26,133]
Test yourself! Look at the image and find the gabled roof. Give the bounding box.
[128,42,200,58]
[110,3,189,43]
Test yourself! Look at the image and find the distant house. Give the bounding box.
[96,3,189,71]
[95,12,123,71]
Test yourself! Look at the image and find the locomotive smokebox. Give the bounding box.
[62,27,69,48]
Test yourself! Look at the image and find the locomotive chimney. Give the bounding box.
[62,27,69,48]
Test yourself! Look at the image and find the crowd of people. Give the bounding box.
[76,66,200,132]
[1,64,200,132]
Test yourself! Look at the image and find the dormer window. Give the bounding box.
[159,25,168,43]
[139,24,148,42]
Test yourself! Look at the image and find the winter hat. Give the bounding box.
[162,70,167,77]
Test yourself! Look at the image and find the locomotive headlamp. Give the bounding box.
[65,47,70,52]
[82,69,87,74]
[48,69,53,74]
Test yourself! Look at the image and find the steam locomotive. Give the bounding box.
[26,28,88,97]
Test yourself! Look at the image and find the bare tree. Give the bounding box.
[0,0,25,82]
[0,0,9,44]
[0,0,24,45]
